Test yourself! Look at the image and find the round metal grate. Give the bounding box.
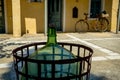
[13,42,93,80]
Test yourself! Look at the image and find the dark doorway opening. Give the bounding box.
[48,0,63,31]
[0,0,5,33]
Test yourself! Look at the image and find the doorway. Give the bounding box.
[48,0,63,31]
[0,0,5,33]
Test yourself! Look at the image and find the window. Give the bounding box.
[29,0,42,2]
[73,7,78,18]
[90,0,102,18]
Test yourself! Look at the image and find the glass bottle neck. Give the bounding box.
[47,27,57,45]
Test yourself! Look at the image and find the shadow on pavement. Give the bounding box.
[90,74,110,80]
[1,63,16,80]
[1,66,110,80]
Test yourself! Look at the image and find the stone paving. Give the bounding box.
[0,32,120,80]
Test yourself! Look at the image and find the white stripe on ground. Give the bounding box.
[92,57,108,61]
[1,55,120,68]
[5,39,77,44]
[83,38,120,41]
[106,55,120,60]
[66,34,120,56]
[0,63,12,68]
[92,55,120,61]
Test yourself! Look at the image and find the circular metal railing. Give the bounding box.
[13,42,93,80]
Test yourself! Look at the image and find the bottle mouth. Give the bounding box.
[49,23,56,28]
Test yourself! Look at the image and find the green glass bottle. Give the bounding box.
[21,25,76,80]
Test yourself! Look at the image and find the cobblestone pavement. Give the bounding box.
[0,32,120,80]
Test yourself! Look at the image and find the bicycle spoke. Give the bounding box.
[94,18,108,32]
[101,19,108,32]
[75,20,89,33]
[94,21,101,32]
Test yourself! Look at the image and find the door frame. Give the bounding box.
[44,0,66,35]
[4,0,8,33]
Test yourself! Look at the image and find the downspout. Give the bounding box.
[44,0,48,35]
[116,0,120,34]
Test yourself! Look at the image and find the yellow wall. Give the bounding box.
[5,0,119,35]
[12,0,22,37]
[65,0,89,32]
[5,0,13,34]
[21,0,44,34]
[111,0,119,32]
[104,0,112,31]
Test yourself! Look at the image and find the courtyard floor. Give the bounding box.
[0,32,120,80]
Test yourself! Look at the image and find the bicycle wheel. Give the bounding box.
[75,20,89,32]
[94,18,109,32]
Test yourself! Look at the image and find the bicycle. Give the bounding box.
[75,12,109,32]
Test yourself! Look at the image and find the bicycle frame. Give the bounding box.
[75,12,109,32]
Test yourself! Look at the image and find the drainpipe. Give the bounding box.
[116,0,120,34]
[44,0,48,35]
